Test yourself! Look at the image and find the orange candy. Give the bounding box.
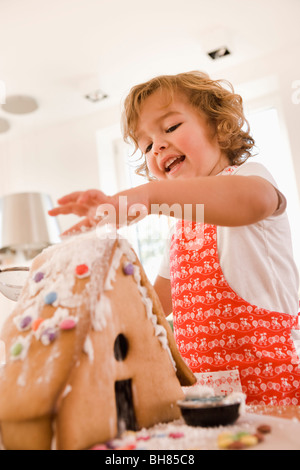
[32,318,44,331]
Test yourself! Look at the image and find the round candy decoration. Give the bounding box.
[59,317,77,330]
[10,341,23,358]
[19,315,32,331]
[40,327,58,345]
[123,262,134,276]
[32,317,44,331]
[33,271,44,283]
[44,291,57,305]
[75,264,90,279]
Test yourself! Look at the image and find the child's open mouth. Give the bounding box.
[165,155,185,173]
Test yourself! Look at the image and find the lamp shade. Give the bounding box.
[0,192,61,259]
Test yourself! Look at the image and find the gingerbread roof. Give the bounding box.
[0,231,195,422]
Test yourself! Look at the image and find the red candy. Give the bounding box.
[169,432,185,439]
[90,444,108,450]
[75,264,90,278]
[137,435,150,441]
[115,443,136,450]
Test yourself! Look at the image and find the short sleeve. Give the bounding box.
[234,162,287,216]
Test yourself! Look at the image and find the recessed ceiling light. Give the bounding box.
[1,95,38,115]
[0,118,10,134]
[85,89,108,103]
[208,46,231,60]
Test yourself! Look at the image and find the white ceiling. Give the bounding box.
[0,0,300,134]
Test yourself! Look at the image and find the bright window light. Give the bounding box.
[247,107,300,274]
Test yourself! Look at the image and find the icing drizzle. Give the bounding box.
[6,231,175,379]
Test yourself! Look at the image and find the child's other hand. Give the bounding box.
[48,189,112,235]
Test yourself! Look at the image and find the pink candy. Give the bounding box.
[169,432,185,439]
[59,318,77,330]
[90,444,108,450]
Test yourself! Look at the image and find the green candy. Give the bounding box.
[234,431,250,439]
[10,342,23,357]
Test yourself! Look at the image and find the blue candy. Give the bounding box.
[44,291,57,305]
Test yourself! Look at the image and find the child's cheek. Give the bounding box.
[146,156,162,179]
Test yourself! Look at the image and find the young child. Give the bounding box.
[49,71,300,405]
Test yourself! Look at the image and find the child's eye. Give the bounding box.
[166,123,181,133]
[144,143,153,153]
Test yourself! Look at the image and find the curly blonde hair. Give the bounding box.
[121,71,255,179]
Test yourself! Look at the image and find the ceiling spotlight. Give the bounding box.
[1,95,38,114]
[208,46,231,60]
[85,89,108,103]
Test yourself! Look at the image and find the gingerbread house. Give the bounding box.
[0,231,195,450]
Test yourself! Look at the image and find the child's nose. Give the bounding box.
[152,141,168,156]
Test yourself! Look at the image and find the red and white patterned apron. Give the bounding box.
[170,219,300,405]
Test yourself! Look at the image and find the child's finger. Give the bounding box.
[61,217,92,236]
[48,203,88,217]
[57,191,84,204]
[77,189,106,205]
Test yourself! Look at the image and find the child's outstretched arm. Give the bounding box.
[146,174,279,226]
[49,173,279,234]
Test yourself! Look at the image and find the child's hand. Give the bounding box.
[48,189,113,235]
[49,187,149,236]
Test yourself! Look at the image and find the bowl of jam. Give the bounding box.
[178,393,243,427]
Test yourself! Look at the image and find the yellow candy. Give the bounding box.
[217,433,235,449]
[239,434,258,447]
[121,430,136,438]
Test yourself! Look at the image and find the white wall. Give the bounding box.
[0,104,120,329]
[0,104,121,232]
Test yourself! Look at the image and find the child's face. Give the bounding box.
[136,89,229,180]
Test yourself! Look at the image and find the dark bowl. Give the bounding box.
[178,398,241,427]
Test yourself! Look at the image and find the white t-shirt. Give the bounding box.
[159,162,299,317]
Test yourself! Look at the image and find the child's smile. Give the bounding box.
[136,89,229,180]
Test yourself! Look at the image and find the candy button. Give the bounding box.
[90,444,108,450]
[123,262,134,275]
[32,317,44,331]
[40,327,58,345]
[217,432,235,449]
[10,342,23,357]
[19,316,32,330]
[228,440,246,450]
[44,291,57,305]
[115,443,136,450]
[136,435,150,441]
[34,271,44,283]
[256,424,271,434]
[239,434,258,447]
[75,264,90,278]
[169,432,185,439]
[59,318,77,330]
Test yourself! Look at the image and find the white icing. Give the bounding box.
[104,246,123,290]
[93,294,112,331]
[10,231,176,387]
[61,384,72,398]
[184,385,215,399]
[109,239,176,371]
[34,307,70,341]
[83,335,94,362]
